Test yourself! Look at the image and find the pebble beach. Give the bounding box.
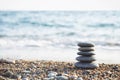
[0,59,120,80]
[0,11,120,80]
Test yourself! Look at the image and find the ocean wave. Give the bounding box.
[0,37,120,50]
[0,11,120,50]
[87,23,116,28]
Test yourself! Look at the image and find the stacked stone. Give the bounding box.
[75,42,99,69]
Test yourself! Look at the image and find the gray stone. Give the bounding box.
[3,70,13,78]
[77,77,83,80]
[56,75,68,80]
[82,70,91,75]
[112,65,119,70]
[0,59,15,64]
[77,52,95,56]
[75,62,99,69]
[43,78,50,80]
[48,71,57,78]
[78,47,94,52]
[22,75,29,80]
[77,42,94,47]
[22,77,29,80]
[22,70,31,74]
[76,56,96,62]
[43,77,54,80]
[11,74,18,79]
[56,73,62,76]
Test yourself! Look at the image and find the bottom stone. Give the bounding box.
[75,62,99,69]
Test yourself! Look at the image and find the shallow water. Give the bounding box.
[0,11,120,63]
[0,11,120,49]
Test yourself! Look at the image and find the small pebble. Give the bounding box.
[56,75,68,80]
[0,60,119,80]
[77,77,83,80]
[48,71,57,78]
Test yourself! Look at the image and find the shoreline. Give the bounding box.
[0,47,120,64]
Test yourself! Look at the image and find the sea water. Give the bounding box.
[0,11,120,63]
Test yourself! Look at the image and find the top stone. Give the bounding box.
[77,42,94,47]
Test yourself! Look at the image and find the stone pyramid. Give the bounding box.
[75,42,99,69]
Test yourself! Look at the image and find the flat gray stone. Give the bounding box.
[0,59,15,64]
[75,62,99,69]
[77,42,94,47]
[78,47,94,52]
[3,70,13,78]
[76,56,96,62]
[56,76,68,80]
[77,52,95,56]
